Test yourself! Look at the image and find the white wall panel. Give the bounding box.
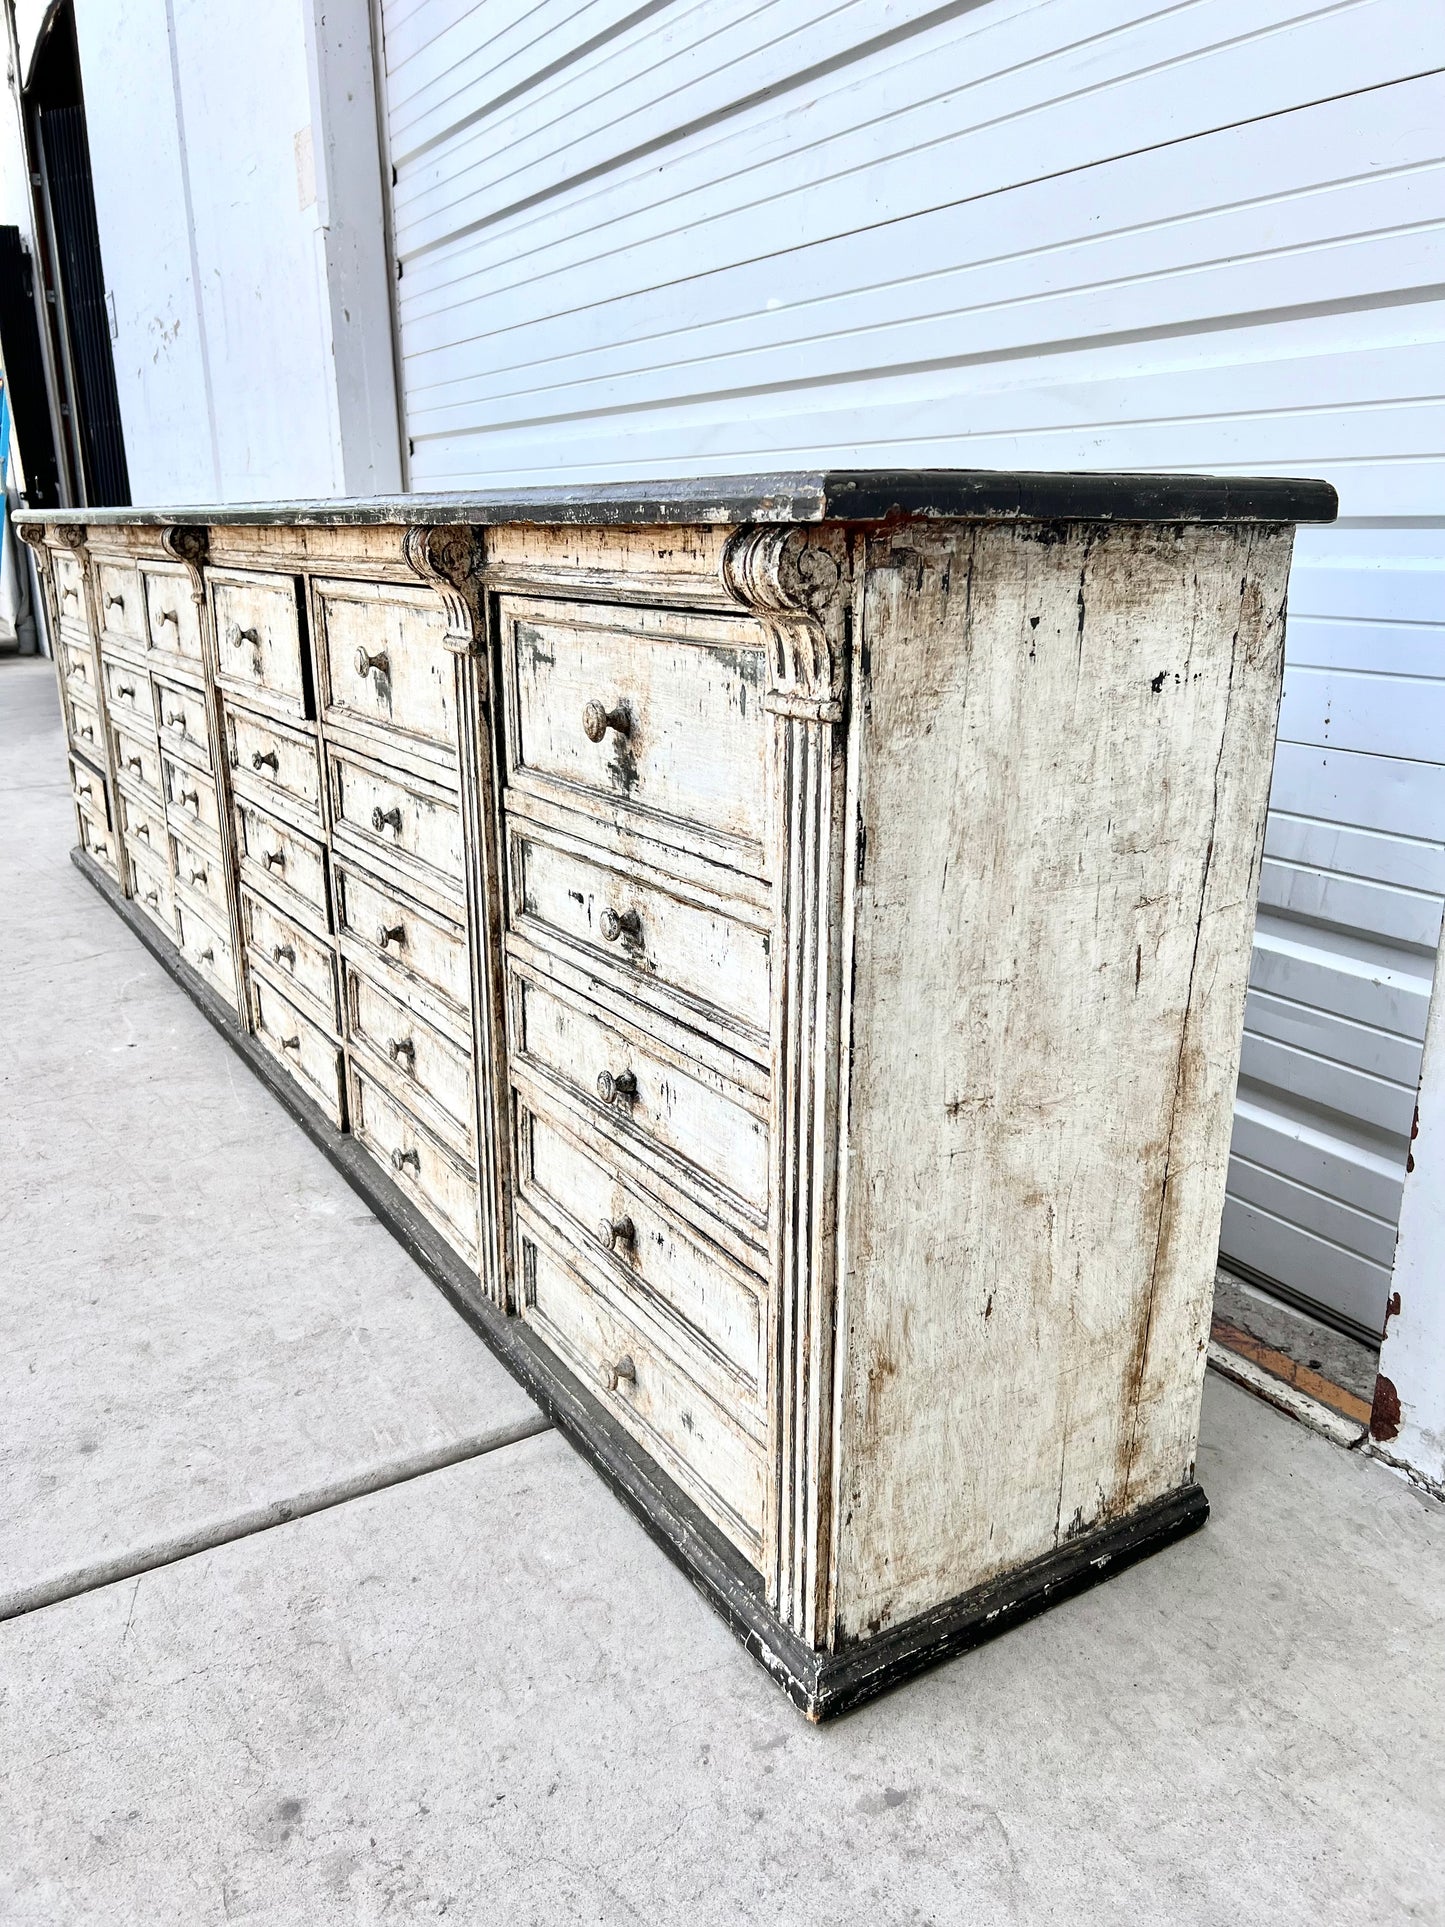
[377,0,1445,1334]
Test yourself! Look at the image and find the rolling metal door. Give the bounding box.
[375,0,1445,1335]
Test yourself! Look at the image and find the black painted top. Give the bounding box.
[31,468,1338,530]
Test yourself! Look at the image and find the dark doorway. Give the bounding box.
[26,2,130,507]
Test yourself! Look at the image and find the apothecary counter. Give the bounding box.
[17,467,1336,1717]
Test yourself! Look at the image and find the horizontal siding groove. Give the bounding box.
[1227,1150,1400,1231]
[1221,1189,1398,1267]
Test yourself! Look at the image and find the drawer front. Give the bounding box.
[117,787,168,864]
[140,563,203,665]
[128,846,176,938]
[334,861,470,1022]
[96,561,143,646]
[66,689,103,759]
[68,756,105,815]
[226,707,321,818]
[513,832,770,1041]
[513,975,768,1215]
[162,752,222,841]
[58,633,95,699]
[213,572,305,710]
[235,800,329,926]
[101,657,151,727]
[328,750,464,892]
[241,889,339,1028]
[520,1103,764,1403]
[350,1067,479,1262]
[176,891,237,1007]
[315,577,456,755]
[169,824,228,916]
[251,975,344,1128]
[52,548,87,623]
[77,801,119,880]
[502,596,768,862]
[112,719,163,799]
[153,676,211,766]
[342,960,475,1159]
[521,1225,765,1559]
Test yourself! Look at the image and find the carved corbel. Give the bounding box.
[721,525,850,722]
[403,524,486,658]
[54,523,89,557]
[160,524,210,611]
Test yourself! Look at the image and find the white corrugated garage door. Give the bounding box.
[375,0,1445,1337]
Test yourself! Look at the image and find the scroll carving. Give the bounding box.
[403,524,486,658]
[721,526,849,720]
[161,524,210,611]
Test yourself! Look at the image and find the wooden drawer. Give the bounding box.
[111,718,163,800]
[327,748,464,896]
[176,889,237,1008]
[76,799,119,881]
[128,844,176,940]
[511,829,770,1044]
[342,958,475,1160]
[334,859,470,1026]
[314,576,456,757]
[153,675,211,767]
[212,570,306,712]
[68,756,104,816]
[349,1066,479,1264]
[96,560,143,647]
[225,705,321,820]
[518,1101,764,1411]
[162,751,222,842]
[101,656,151,727]
[511,972,768,1217]
[251,974,345,1128]
[58,633,95,700]
[241,888,339,1030]
[520,1220,765,1561]
[117,787,167,865]
[169,823,228,917]
[52,548,86,624]
[140,563,203,666]
[501,596,768,869]
[234,800,329,929]
[66,688,103,760]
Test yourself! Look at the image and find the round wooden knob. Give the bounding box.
[356,647,390,679]
[597,1214,635,1253]
[600,1355,636,1393]
[599,907,641,944]
[371,805,402,834]
[582,700,629,744]
[596,1068,638,1107]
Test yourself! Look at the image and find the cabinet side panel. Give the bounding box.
[835,519,1292,1640]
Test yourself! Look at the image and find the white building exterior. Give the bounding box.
[7,0,1444,1492]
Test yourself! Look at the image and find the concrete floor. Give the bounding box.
[3,656,1444,1924]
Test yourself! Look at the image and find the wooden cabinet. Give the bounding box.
[14,469,1336,1719]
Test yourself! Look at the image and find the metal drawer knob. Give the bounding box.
[135,821,150,840]
[166,713,186,731]
[600,1355,636,1393]
[76,781,92,798]
[181,789,199,810]
[280,1033,301,1053]
[388,1037,416,1069]
[228,622,257,644]
[93,838,108,858]
[105,591,124,610]
[143,887,159,907]
[262,847,285,871]
[390,1146,420,1175]
[158,608,181,628]
[189,866,207,887]
[599,906,641,944]
[596,1068,637,1107]
[117,683,136,700]
[597,1214,635,1254]
[355,647,390,680]
[272,942,296,968]
[61,584,78,603]
[378,922,406,950]
[80,725,95,740]
[74,661,87,678]
[582,700,630,744]
[198,944,215,966]
[371,805,402,834]
[126,754,142,773]
[251,748,279,772]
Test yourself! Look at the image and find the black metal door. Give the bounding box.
[37,102,129,507]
